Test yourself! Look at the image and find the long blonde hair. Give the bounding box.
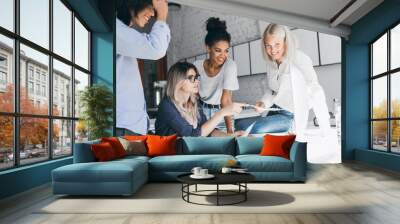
[262,24,297,64]
[166,62,200,127]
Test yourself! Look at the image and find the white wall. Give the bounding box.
[167,5,260,67]
[314,64,342,112]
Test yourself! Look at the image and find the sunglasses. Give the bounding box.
[186,74,200,83]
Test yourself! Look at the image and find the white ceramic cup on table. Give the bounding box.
[221,167,232,173]
[199,169,208,176]
[191,167,202,176]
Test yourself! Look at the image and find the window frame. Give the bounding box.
[370,20,400,154]
[0,0,92,171]
[0,71,7,85]
[0,53,7,90]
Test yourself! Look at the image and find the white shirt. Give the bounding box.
[194,58,239,105]
[116,19,171,134]
[260,50,330,139]
[260,50,321,113]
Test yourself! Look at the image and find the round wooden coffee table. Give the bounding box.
[177,172,255,206]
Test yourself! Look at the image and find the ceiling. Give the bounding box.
[171,0,384,38]
[225,0,353,23]
[66,0,114,32]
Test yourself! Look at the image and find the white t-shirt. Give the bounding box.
[193,58,239,105]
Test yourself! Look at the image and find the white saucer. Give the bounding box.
[190,174,215,179]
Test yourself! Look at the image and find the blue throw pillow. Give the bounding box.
[236,137,263,155]
[180,137,235,155]
[73,139,100,163]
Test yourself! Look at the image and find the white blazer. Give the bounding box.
[260,50,330,140]
[116,19,171,134]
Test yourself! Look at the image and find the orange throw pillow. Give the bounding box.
[146,135,177,157]
[260,134,296,159]
[101,137,127,158]
[91,142,117,162]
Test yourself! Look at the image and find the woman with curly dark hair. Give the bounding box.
[193,17,242,136]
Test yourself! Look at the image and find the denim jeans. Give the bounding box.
[235,107,294,134]
[200,104,234,132]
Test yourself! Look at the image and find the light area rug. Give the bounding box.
[37,183,361,214]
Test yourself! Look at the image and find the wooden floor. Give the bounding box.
[1,162,400,224]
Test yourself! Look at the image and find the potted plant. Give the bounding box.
[79,84,113,140]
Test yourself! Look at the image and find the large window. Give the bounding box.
[371,23,400,154]
[0,0,91,170]
[0,0,14,32]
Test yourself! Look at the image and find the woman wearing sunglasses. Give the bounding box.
[155,62,245,137]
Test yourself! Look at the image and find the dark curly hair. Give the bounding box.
[204,17,231,47]
[117,0,153,26]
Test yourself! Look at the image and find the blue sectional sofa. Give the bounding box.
[52,137,307,196]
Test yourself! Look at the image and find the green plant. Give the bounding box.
[79,84,113,140]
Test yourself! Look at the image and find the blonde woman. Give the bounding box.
[237,24,330,138]
[155,62,245,137]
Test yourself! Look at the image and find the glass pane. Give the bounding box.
[20,117,49,165]
[74,18,89,70]
[53,0,72,60]
[75,120,88,143]
[391,120,400,153]
[372,77,387,119]
[372,33,387,76]
[391,72,400,118]
[53,59,72,117]
[20,0,49,49]
[391,24,400,70]
[0,0,14,31]
[0,116,14,170]
[0,34,14,112]
[372,121,388,151]
[74,69,89,118]
[20,44,49,115]
[53,119,72,158]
